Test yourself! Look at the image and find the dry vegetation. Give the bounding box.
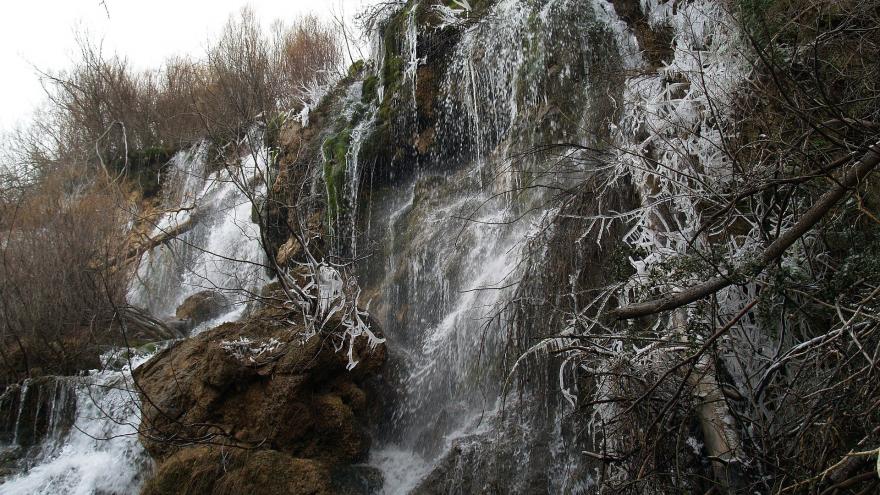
[10,8,342,191]
[0,169,128,383]
[0,7,345,388]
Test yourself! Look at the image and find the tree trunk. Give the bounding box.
[673,309,746,491]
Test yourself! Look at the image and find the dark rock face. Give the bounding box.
[331,465,385,495]
[0,376,78,480]
[134,307,386,494]
[0,376,76,448]
[174,290,230,326]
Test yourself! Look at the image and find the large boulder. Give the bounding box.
[174,290,230,326]
[134,306,386,493]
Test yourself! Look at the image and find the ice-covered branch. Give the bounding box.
[612,140,880,320]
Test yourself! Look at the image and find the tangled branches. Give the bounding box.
[508,0,880,493]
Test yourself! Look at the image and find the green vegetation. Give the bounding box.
[362,75,380,104]
[322,127,353,225]
[124,146,174,198]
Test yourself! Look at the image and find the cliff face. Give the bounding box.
[3,0,871,493]
[262,0,649,491]
[263,0,880,492]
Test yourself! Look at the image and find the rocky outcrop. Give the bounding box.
[0,376,76,448]
[141,447,333,495]
[174,290,230,326]
[134,305,386,494]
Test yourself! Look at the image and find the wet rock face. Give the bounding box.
[0,376,76,448]
[0,376,78,480]
[134,307,386,493]
[174,290,230,326]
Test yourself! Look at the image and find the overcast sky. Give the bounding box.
[0,0,376,133]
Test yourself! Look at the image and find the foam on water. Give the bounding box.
[0,353,155,495]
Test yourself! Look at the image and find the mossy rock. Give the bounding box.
[142,446,333,495]
[322,127,354,225]
[134,307,386,463]
[175,290,231,326]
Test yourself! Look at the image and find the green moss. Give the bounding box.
[348,60,366,78]
[362,76,380,104]
[380,5,409,109]
[264,112,287,149]
[121,146,174,198]
[322,127,353,227]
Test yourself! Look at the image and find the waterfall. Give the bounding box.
[345,0,750,491]
[0,354,153,495]
[356,0,629,491]
[128,141,270,330]
[0,142,272,493]
[365,170,556,492]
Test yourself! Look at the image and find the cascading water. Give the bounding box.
[346,0,748,491]
[351,0,634,491]
[365,168,555,493]
[0,355,152,495]
[128,141,270,328]
[0,142,272,493]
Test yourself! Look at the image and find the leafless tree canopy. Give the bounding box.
[9,8,342,184]
[0,7,345,387]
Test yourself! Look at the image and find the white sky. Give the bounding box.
[0,0,375,133]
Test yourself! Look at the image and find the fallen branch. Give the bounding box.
[113,217,196,268]
[612,140,880,320]
[780,447,880,494]
[120,305,187,340]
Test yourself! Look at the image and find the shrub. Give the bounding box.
[0,168,129,385]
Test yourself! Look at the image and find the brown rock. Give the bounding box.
[175,290,230,325]
[141,446,333,495]
[134,309,386,467]
[415,65,436,118]
[279,121,304,152]
[276,237,303,266]
[415,127,436,155]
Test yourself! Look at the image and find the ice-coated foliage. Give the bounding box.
[220,337,283,362]
[274,258,385,371]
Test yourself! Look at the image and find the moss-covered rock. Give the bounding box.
[175,290,230,326]
[322,127,354,224]
[142,446,333,495]
[134,305,386,489]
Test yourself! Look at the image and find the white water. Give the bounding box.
[359,1,618,491]
[0,354,154,495]
[365,0,750,490]
[128,141,270,327]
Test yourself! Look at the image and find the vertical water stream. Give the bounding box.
[128,142,269,326]
[357,1,630,491]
